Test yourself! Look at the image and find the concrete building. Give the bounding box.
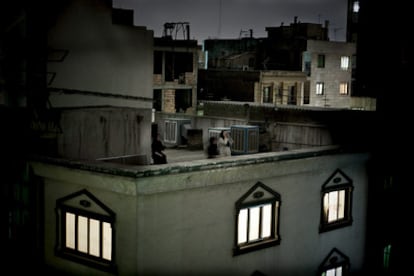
[346,0,360,43]
[153,23,199,115]
[200,18,376,110]
[203,36,260,70]
[256,71,307,106]
[47,0,154,162]
[30,145,370,275]
[303,40,376,110]
[262,18,329,71]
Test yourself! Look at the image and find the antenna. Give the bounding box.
[217,0,222,38]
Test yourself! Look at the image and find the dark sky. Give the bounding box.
[114,0,348,42]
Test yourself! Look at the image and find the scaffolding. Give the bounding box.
[163,22,190,40]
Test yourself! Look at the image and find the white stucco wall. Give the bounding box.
[32,147,369,275]
[47,0,153,109]
[57,107,152,161]
[135,151,368,275]
[38,162,139,275]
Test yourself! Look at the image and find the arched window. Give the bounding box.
[234,182,281,255]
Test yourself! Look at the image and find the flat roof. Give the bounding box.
[30,145,344,178]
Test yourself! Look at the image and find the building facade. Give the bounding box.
[200,18,376,110]
[47,0,154,162]
[255,71,307,106]
[153,36,199,115]
[303,40,375,110]
[31,146,370,275]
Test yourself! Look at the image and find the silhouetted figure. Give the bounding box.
[152,133,167,164]
[207,136,219,158]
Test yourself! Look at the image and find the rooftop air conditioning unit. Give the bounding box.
[230,125,259,155]
[164,118,192,147]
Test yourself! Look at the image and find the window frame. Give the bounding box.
[234,182,281,256]
[318,248,350,276]
[316,82,325,95]
[262,85,273,103]
[317,54,325,68]
[340,56,350,70]
[56,189,116,272]
[339,82,349,95]
[319,169,353,233]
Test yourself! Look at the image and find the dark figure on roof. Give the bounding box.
[152,133,167,164]
[207,136,219,158]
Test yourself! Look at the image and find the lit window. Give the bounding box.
[56,189,116,272]
[234,182,281,255]
[238,203,273,244]
[353,1,360,13]
[322,266,342,276]
[317,54,325,68]
[318,248,350,276]
[340,56,350,70]
[316,82,324,95]
[339,82,349,95]
[323,190,345,222]
[320,169,353,233]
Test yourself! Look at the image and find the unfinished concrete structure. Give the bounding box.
[153,23,199,115]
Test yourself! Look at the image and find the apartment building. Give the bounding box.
[200,18,376,110]
[303,40,375,110]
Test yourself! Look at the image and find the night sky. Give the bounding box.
[114,0,348,42]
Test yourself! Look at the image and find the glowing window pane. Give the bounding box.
[338,190,345,219]
[336,266,342,276]
[261,204,272,238]
[341,56,349,70]
[102,222,112,261]
[89,219,100,257]
[78,216,88,253]
[238,209,248,244]
[316,82,324,95]
[328,192,338,222]
[340,83,348,95]
[65,213,75,249]
[248,207,260,241]
[353,1,360,12]
[326,268,336,276]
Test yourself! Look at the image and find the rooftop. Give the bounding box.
[30,145,344,178]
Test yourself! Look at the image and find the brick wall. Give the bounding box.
[164,90,175,113]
